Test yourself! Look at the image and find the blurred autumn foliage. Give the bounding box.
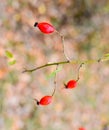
[0,0,109,130]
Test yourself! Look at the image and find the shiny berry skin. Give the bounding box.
[79,127,86,130]
[65,80,77,89]
[36,96,52,106]
[34,22,55,34]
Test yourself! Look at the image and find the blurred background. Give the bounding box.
[0,0,109,130]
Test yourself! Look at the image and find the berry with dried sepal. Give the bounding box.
[34,22,55,34]
[34,96,52,106]
[34,78,56,106]
[64,80,77,89]
[64,63,84,89]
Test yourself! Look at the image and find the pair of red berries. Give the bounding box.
[34,22,55,106]
[34,79,77,106]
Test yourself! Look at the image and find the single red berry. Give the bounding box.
[65,80,77,89]
[79,127,86,130]
[34,22,55,34]
[34,96,52,106]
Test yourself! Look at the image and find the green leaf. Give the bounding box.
[102,53,109,61]
[104,53,109,57]
[8,60,16,65]
[5,50,13,58]
[46,66,62,79]
[47,72,56,79]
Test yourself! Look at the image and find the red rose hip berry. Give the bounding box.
[34,82,56,106]
[34,96,52,106]
[34,22,55,34]
[64,80,77,89]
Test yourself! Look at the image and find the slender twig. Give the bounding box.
[22,60,70,73]
[22,56,106,73]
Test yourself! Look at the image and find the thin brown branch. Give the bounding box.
[22,55,108,73]
[22,60,70,73]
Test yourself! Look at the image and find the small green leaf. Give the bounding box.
[5,50,13,58]
[46,66,62,79]
[102,53,109,61]
[47,72,56,79]
[8,60,16,65]
[104,53,109,57]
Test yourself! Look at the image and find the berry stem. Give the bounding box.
[76,63,84,82]
[52,65,58,96]
[55,30,70,61]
